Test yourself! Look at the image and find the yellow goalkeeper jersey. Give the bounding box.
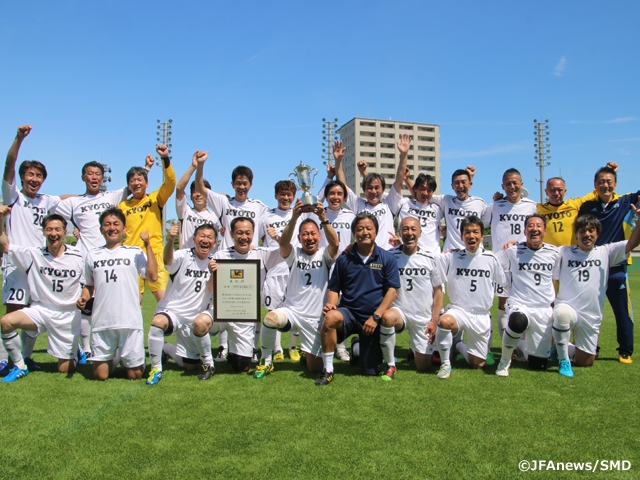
[537,191,597,246]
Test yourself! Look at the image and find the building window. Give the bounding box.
[417,126,435,132]
[380,123,394,129]
[380,153,395,159]
[360,121,375,127]
[399,124,414,130]
[380,142,394,149]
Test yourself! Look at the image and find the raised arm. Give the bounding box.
[140,230,159,282]
[176,152,199,202]
[393,134,411,193]
[333,140,349,192]
[164,221,179,266]
[4,125,32,184]
[155,144,176,208]
[0,205,11,253]
[279,199,302,259]
[625,201,640,254]
[194,150,209,199]
[316,202,338,258]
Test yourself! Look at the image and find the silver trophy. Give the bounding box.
[290,161,318,212]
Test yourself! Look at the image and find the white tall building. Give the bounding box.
[337,118,441,198]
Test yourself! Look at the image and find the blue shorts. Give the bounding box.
[336,307,382,376]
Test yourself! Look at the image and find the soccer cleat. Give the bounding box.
[315,369,334,386]
[24,357,41,372]
[432,350,442,365]
[288,347,301,362]
[0,360,9,377]
[406,349,415,362]
[549,345,558,360]
[273,351,285,364]
[512,348,527,363]
[253,360,274,379]
[214,346,228,363]
[77,348,87,365]
[336,346,350,362]
[251,349,260,364]
[558,359,574,378]
[485,352,496,366]
[198,363,215,381]
[2,365,28,383]
[381,364,396,381]
[495,358,511,377]
[619,354,633,364]
[437,362,451,379]
[146,368,163,385]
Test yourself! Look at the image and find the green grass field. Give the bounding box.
[0,276,639,479]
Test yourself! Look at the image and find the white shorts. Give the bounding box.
[505,302,553,358]
[554,304,599,356]
[2,262,31,305]
[445,305,491,359]
[262,274,287,310]
[389,307,434,355]
[276,307,322,357]
[91,328,145,368]
[205,308,255,358]
[157,310,200,361]
[23,303,80,359]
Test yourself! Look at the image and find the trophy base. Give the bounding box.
[300,193,317,213]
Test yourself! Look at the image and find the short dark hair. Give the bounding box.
[502,168,522,183]
[99,207,126,226]
[274,180,297,195]
[324,179,347,199]
[81,161,104,176]
[230,216,254,232]
[126,166,148,183]
[546,177,565,187]
[594,166,617,183]
[19,160,47,181]
[298,218,320,233]
[361,173,385,192]
[525,213,546,229]
[232,166,253,184]
[42,213,67,230]
[351,212,379,235]
[574,214,602,235]
[413,173,437,192]
[451,169,470,183]
[194,223,217,237]
[460,215,484,237]
[190,179,211,194]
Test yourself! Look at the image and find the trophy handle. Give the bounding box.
[309,167,318,185]
[289,172,298,183]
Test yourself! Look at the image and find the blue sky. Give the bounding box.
[2,1,639,223]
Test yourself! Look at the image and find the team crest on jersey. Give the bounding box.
[370,263,383,270]
[231,269,244,279]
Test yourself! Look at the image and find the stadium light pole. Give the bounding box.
[321,118,339,167]
[100,163,112,193]
[156,119,173,243]
[534,119,551,203]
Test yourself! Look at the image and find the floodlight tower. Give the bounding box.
[321,118,339,167]
[534,119,551,202]
[156,119,173,242]
[100,164,112,193]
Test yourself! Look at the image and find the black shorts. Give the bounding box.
[337,307,381,376]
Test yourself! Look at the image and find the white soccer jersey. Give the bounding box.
[213,246,285,289]
[176,196,221,250]
[435,195,491,251]
[205,190,268,250]
[85,245,147,331]
[2,180,61,247]
[282,246,335,318]
[321,207,355,253]
[391,247,443,323]
[496,242,559,308]
[345,189,397,250]
[53,187,128,256]
[553,242,628,325]
[8,244,83,307]
[156,248,214,319]
[489,198,538,250]
[388,186,443,254]
[262,207,302,278]
[437,249,506,312]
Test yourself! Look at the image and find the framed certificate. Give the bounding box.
[213,259,261,322]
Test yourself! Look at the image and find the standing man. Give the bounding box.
[256,199,339,378]
[435,216,507,379]
[379,217,444,379]
[494,214,559,376]
[578,166,639,364]
[552,211,640,377]
[318,212,400,385]
[0,208,84,382]
[118,144,175,304]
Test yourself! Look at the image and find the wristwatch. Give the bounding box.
[373,313,382,323]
